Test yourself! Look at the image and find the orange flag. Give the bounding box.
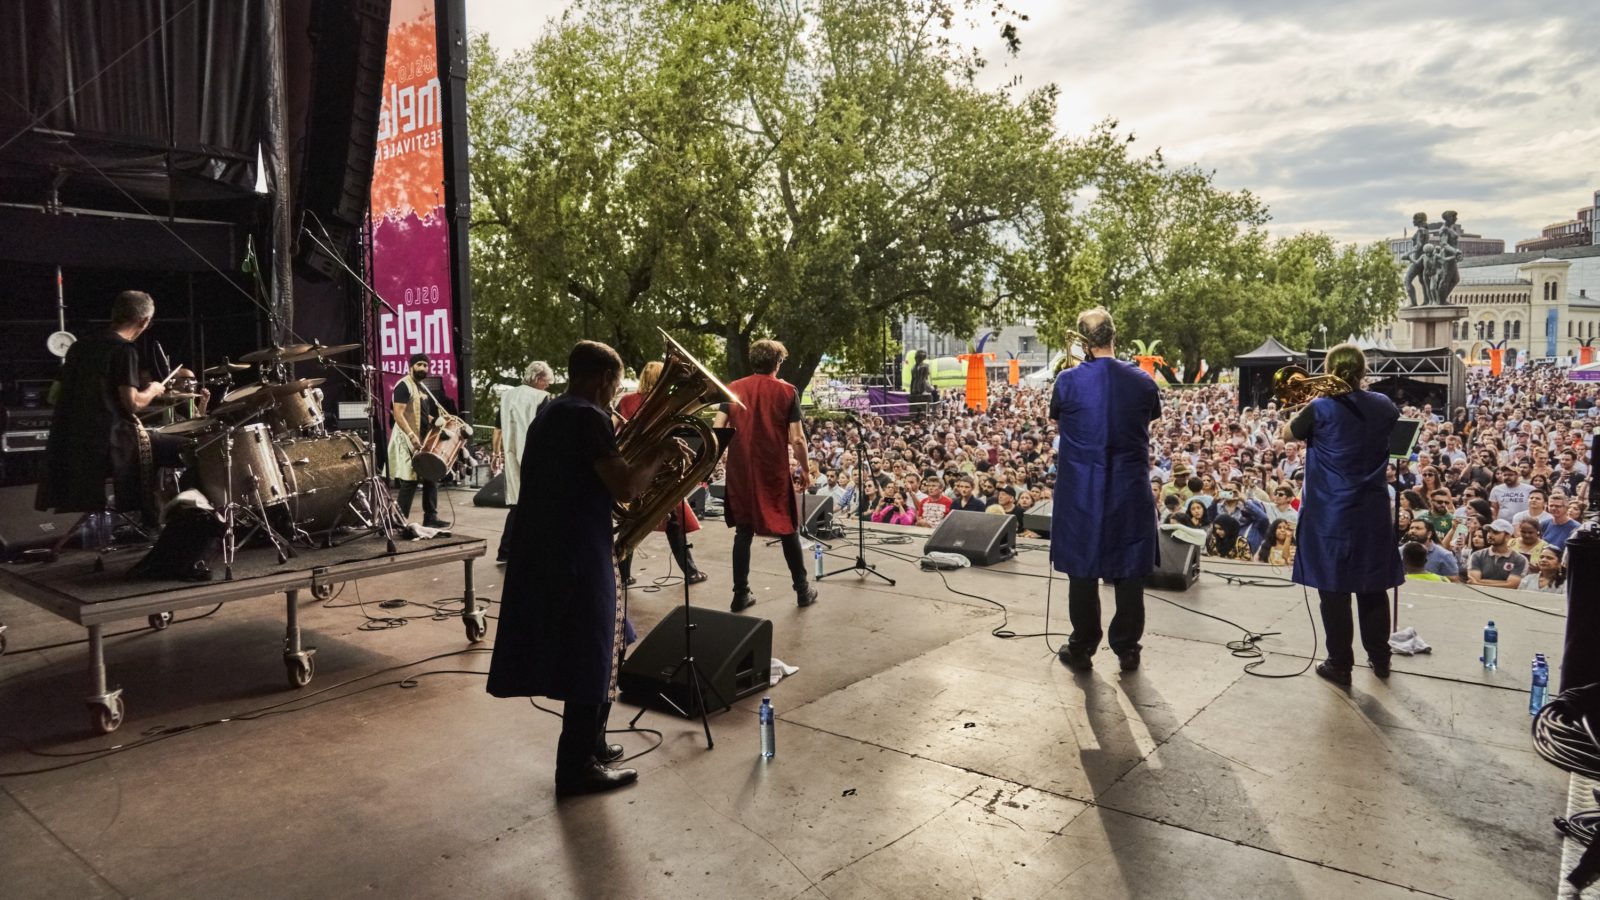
[1007,358,1020,385]
[1487,347,1504,377]
[958,352,996,411]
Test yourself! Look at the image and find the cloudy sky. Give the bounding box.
[466,0,1598,247]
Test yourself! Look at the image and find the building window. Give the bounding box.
[1018,335,1033,353]
[1486,320,1496,340]
[1508,320,1521,340]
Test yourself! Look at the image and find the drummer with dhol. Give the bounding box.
[388,352,451,528]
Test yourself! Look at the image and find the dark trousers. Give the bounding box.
[618,511,697,582]
[1066,575,1145,655]
[555,700,614,773]
[732,525,807,594]
[498,504,517,560]
[1318,590,1392,670]
[395,478,438,522]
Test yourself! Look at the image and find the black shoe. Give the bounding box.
[684,570,708,586]
[555,760,638,797]
[495,555,508,565]
[1315,662,1352,686]
[1058,644,1094,671]
[1369,658,1391,679]
[423,519,451,529]
[624,576,637,586]
[1117,650,1141,672]
[796,586,818,607]
[730,590,756,612]
[596,743,625,764]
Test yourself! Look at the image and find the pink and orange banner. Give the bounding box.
[371,0,458,404]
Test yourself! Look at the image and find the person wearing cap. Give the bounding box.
[1279,343,1403,686]
[1467,519,1527,588]
[1051,307,1162,674]
[388,352,450,528]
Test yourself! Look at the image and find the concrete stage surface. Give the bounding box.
[0,490,1574,899]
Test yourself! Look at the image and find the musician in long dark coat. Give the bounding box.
[487,340,679,796]
[1281,343,1403,686]
[1050,308,1162,673]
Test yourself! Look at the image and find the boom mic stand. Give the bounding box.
[819,409,895,585]
[628,426,737,749]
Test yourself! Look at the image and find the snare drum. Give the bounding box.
[194,423,289,510]
[276,432,371,533]
[267,388,325,437]
[413,414,470,482]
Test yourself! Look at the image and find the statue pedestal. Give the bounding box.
[1397,304,1467,349]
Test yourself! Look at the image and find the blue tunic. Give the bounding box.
[1050,358,1162,580]
[1290,391,1405,593]
[487,394,622,703]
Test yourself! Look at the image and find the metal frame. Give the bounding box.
[0,537,486,735]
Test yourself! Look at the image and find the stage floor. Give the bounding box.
[0,490,1574,899]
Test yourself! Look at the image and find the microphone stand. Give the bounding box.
[819,408,895,585]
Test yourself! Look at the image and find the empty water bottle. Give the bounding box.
[759,696,776,759]
[813,542,823,579]
[1530,654,1549,715]
[1480,620,1498,670]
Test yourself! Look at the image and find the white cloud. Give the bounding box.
[467,0,1599,246]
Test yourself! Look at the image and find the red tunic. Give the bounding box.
[723,373,799,536]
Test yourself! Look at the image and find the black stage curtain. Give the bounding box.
[0,0,263,207]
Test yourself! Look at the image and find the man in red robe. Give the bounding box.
[714,339,818,611]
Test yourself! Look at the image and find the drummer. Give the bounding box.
[389,352,450,528]
[37,290,187,524]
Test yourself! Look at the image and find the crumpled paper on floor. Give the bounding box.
[769,657,799,687]
[1388,626,1432,655]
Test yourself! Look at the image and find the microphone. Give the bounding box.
[153,339,172,376]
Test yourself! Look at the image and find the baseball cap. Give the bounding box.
[1486,519,1514,535]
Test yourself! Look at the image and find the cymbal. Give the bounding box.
[222,383,267,403]
[209,393,273,418]
[151,416,219,436]
[280,342,361,363]
[203,361,250,376]
[263,378,326,396]
[240,343,315,364]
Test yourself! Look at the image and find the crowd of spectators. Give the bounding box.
[765,363,1599,594]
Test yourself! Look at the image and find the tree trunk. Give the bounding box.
[724,330,751,381]
[778,348,825,398]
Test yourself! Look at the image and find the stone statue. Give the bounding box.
[1434,210,1462,304]
[1402,212,1429,306]
[1403,210,1465,306]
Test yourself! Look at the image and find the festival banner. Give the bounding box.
[370,0,458,405]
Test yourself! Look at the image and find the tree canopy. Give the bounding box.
[467,0,1401,401]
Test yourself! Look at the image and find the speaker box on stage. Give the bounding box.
[0,485,83,558]
[620,607,772,714]
[1561,526,1600,692]
[924,510,1016,566]
[801,492,835,536]
[473,472,507,508]
[1022,499,1052,537]
[1148,528,1200,591]
[709,480,726,500]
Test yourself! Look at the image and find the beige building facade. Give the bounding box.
[1392,251,1600,363]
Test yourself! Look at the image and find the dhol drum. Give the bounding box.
[194,423,289,511]
[275,432,372,534]
[266,387,326,438]
[413,415,470,482]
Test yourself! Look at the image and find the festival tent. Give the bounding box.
[1234,336,1302,410]
[1568,362,1600,382]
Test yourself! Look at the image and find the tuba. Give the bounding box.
[612,329,742,561]
[1273,364,1352,408]
[1053,329,1087,374]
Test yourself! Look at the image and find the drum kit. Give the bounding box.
[142,340,410,575]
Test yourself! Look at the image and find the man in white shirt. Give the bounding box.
[493,361,554,562]
[1489,466,1531,522]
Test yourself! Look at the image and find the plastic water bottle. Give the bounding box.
[813,542,823,579]
[759,697,776,759]
[1530,654,1549,715]
[1480,620,1498,670]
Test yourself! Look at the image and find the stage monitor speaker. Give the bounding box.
[801,492,834,535]
[1022,499,1052,537]
[620,607,772,714]
[924,510,1016,566]
[1148,528,1200,591]
[1561,526,1600,692]
[686,484,708,517]
[473,472,507,508]
[709,480,726,500]
[0,485,83,558]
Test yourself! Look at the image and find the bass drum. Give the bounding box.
[275,432,372,534]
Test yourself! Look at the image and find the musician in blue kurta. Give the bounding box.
[1281,343,1404,686]
[1050,308,1163,673]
